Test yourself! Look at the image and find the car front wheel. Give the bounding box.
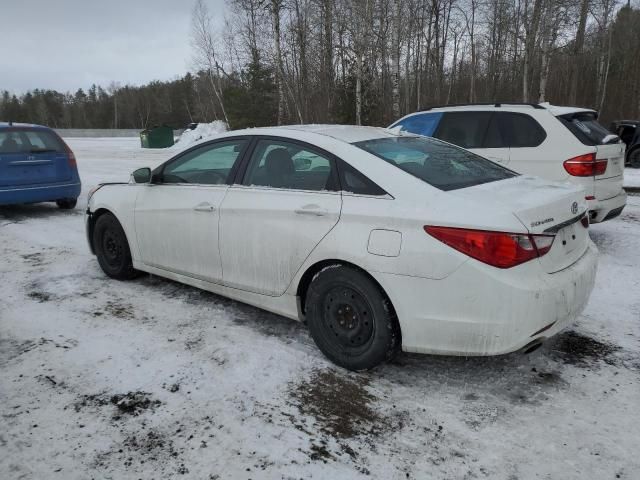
[305,265,401,370]
[93,212,139,280]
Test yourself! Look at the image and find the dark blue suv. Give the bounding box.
[0,122,81,209]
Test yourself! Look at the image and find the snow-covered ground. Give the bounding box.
[1,137,639,480]
[624,167,640,188]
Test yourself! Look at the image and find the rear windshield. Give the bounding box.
[557,113,616,146]
[353,136,517,191]
[0,129,65,154]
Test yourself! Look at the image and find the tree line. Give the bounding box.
[2,0,640,130]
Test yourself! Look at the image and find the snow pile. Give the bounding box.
[174,121,228,149]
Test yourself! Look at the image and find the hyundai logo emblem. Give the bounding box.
[571,201,578,215]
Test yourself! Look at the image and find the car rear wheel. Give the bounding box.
[629,148,640,168]
[93,213,139,280]
[305,265,400,370]
[56,198,77,209]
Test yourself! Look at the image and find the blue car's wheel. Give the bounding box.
[56,198,77,209]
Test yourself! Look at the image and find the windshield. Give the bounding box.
[557,112,617,146]
[353,136,517,191]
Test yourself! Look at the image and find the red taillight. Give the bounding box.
[581,215,589,228]
[594,159,607,175]
[65,145,77,167]
[424,226,555,269]
[563,153,607,177]
[55,132,77,167]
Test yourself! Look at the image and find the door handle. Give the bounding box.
[294,205,328,216]
[193,202,216,212]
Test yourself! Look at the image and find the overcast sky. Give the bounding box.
[1,0,225,94]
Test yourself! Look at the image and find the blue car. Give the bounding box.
[0,122,81,209]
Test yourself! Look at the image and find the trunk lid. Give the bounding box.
[0,151,72,187]
[452,175,590,273]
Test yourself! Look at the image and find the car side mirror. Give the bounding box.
[132,167,151,184]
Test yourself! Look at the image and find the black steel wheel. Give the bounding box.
[93,212,139,280]
[321,285,376,355]
[305,265,400,370]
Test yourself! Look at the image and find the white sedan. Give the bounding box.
[86,125,598,370]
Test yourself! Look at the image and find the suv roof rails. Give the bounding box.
[421,102,546,111]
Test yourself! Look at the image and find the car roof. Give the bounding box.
[425,103,543,112]
[0,122,51,130]
[540,103,596,117]
[395,102,597,120]
[228,124,406,144]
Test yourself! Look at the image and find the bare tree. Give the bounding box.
[391,0,402,118]
[593,0,619,112]
[522,0,543,101]
[268,0,286,124]
[539,0,570,102]
[191,0,230,126]
[569,0,590,105]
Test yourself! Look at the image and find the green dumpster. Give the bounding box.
[140,125,174,148]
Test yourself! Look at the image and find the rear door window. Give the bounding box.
[392,112,443,137]
[497,112,546,147]
[0,129,65,154]
[353,136,517,191]
[243,139,338,191]
[557,112,614,146]
[339,161,387,196]
[434,112,492,148]
[482,114,506,148]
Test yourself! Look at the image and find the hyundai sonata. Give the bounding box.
[86,125,597,370]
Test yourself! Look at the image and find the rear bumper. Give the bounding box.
[587,190,627,223]
[372,241,598,356]
[0,181,81,206]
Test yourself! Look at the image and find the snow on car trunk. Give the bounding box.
[452,175,590,272]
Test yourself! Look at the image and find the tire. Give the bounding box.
[56,198,77,209]
[305,265,401,371]
[629,148,640,168]
[93,213,139,280]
